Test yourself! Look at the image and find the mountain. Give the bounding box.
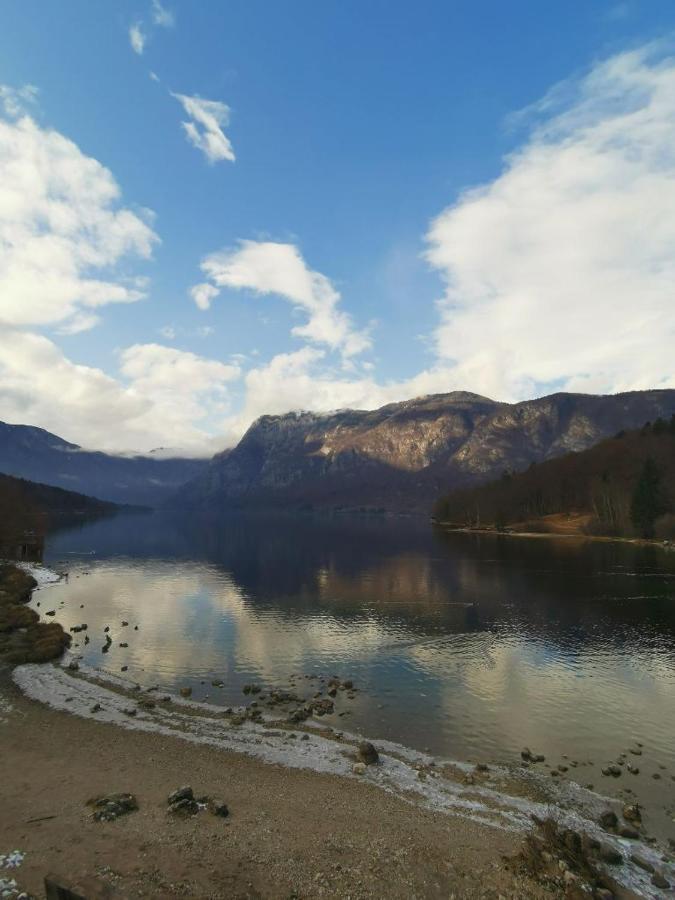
[177,389,675,514]
[433,417,675,540]
[0,422,208,507]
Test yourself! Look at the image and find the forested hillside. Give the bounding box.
[433,418,675,540]
[0,473,119,546]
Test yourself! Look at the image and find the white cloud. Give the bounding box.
[0,86,236,456]
[218,348,458,446]
[120,344,240,438]
[6,45,675,457]
[158,324,214,341]
[129,22,146,54]
[195,241,372,357]
[171,93,235,163]
[151,0,174,28]
[0,97,158,329]
[0,84,38,118]
[0,328,147,449]
[425,45,675,400]
[0,330,241,455]
[190,282,220,310]
[56,312,101,335]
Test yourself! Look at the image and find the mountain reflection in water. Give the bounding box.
[38,510,675,835]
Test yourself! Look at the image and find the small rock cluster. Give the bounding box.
[519,814,671,895]
[521,747,545,764]
[88,792,139,822]
[167,786,228,819]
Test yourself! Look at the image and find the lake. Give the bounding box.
[34,510,675,835]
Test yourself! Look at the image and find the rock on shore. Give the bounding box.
[0,565,69,664]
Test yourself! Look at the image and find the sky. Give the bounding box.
[1,0,675,456]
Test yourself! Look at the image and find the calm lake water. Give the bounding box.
[35,511,675,828]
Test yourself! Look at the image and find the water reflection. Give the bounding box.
[38,510,675,832]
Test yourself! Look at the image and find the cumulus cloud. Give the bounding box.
[56,312,101,335]
[190,281,220,310]
[0,86,238,456]
[120,343,240,440]
[7,45,675,456]
[0,329,241,454]
[195,241,372,357]
[218,348,458,446]
[206,44,675,447]
[0,95,158,330]
[172,93,235,163]
[0,329,147,448]
[425,45,675,400]
[129,22,146,54]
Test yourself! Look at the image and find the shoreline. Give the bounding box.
[433,524,675,550]
[3,660,674,899]
[1,564,674,897]
[0,662,544,900]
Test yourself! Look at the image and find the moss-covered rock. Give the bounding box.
[0,564,69,665]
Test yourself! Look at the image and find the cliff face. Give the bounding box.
[179,389,675,514]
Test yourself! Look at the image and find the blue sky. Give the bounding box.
[1,1,674,454]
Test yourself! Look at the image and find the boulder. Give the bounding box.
[622,803,641,824]
[311,698,334,716]
[357,741,379,765]
[208,799,229,818]
[598,845,623,866]
[599,810,618,830]
[88,792,138,822]
[168,798,199,816]
[168,786,194,805]
[630,854,654,873]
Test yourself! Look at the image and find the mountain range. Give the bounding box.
[0,422,207,506]
[2,389,674,514]
[176,389,675,514]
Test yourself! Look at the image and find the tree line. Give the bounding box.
[433,417,675,540]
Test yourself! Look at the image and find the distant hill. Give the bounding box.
[0,421,208,507]
[433,418,675,540]
[174,389,675,514]
[0,472,121,550]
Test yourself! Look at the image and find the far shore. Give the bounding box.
[433,521,675,551]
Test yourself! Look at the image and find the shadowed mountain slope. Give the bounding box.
[0,422,207,507]
[177,389,675,514]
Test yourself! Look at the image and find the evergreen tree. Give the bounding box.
[630,458,669,538]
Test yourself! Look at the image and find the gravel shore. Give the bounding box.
[0,669,551,899]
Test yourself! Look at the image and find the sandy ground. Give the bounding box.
[0,667,559,900]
